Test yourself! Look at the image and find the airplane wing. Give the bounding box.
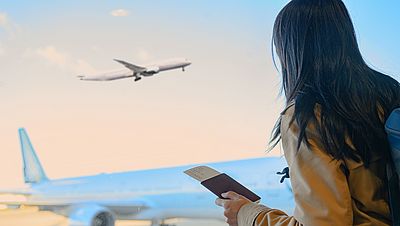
[0,188,32,196]
[113,59,146,73]
[0,198,148,207]
[0,198,150,216]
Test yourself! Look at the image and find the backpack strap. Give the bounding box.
[385,107,400,225]
[386,160,400,226]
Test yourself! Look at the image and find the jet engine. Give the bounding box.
[68,204,115,226]
[145,66,160,74]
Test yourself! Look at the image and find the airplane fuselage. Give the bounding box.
[27,157,293,221]
[156,59,191,72]
[78,58,191,81]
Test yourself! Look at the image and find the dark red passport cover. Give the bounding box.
[200,173,261,202]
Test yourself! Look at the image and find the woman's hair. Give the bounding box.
[270,0,400,165]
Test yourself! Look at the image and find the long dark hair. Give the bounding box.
[270,0,400,166]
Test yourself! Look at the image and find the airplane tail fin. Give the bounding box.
[19,128,48,184]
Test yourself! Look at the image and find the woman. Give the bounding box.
[216,0,400,225]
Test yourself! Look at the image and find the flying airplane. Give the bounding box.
[0,128,294,226]
[78,58,191,82]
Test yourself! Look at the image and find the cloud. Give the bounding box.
[0,12,20,39]
[74,59,97,74]
[36,46,68,67]
[110,9,129,17]
[0,42,4,56]
[0,13,8,27]
[24,45,97,74]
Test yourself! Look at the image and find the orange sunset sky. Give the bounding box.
[1,0,399,188]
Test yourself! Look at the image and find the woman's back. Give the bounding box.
[345,153,390,225]
[279,102,393,226]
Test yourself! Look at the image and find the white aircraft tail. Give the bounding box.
[19,128,48,184]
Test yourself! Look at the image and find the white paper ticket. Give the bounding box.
[184,166,221,182]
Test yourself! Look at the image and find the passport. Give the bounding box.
[184,166,261,202]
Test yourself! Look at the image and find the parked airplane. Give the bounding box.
[0,128,294,226]
[78,58,191,82]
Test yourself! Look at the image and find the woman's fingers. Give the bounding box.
[215,192,252,226]
[215,198,230,208]
[221,191,241,200]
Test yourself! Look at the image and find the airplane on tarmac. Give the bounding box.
[77,58,191,82]
[0,128,294,226]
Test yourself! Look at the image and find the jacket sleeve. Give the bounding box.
[237,108,353,226]
[237,203,302,226]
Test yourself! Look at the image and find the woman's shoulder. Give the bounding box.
[280,101,381,170]
[279,102,327,164]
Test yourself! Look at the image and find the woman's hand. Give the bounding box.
[215,191,252,226]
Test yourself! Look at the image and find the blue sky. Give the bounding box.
[0,0,399,187]
[1,0,398,74]
[343,0,400,77]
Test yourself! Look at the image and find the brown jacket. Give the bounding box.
[237,104,391,226]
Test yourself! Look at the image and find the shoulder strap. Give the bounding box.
[385,107,400,225]
[386,160,400,226]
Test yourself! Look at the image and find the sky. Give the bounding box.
[0,0,399,188]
